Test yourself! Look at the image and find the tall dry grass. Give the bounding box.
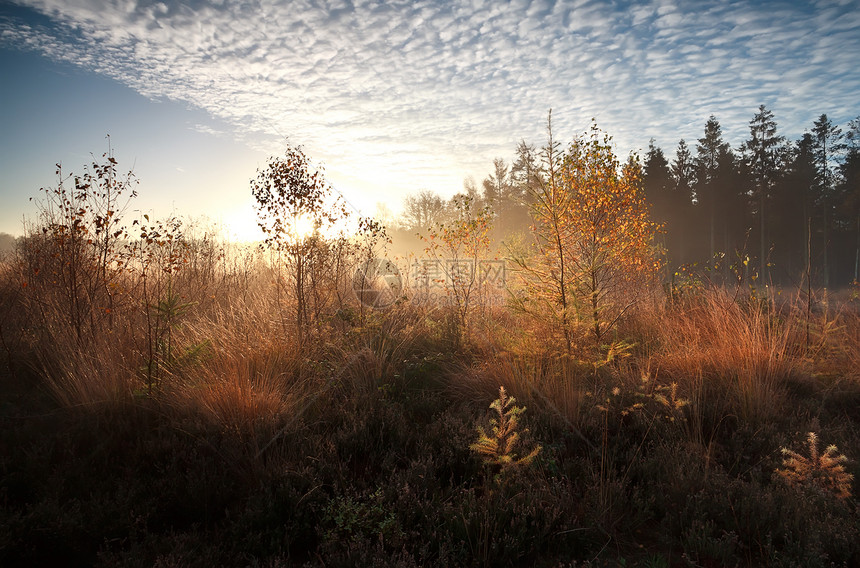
[165,276,311,435]
[448,348,591,435]
[644,289,801,426]
[12,243,142,407]
[33,328,139,408]
[10,233,306,417]
[8,207,860,459]
[840,308,860,378]
[450,283,846,455]
[8,220,446,447]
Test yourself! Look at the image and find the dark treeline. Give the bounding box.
[396,107,860,289]
[645,107,860,289]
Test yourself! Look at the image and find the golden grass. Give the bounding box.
[171,351,307,435]
[449,349,589,431]
[34,331,138,408]
[644,289,799,423]
[10,224,860,451]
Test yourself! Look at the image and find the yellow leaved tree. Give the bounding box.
[515,114,661,352]
[561,121,662,344]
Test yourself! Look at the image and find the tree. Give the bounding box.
[420,194,493,344]
[251,144,349,342]
[560,124,661,343]
[503,141,541,236]
[401,189,445,232]
[642,142,682,278]
[743,105,785,281]
[643,140,673,209]
[24,143,137,341]
[516,115,661,352]
[779,133,816,282]
[811,114,844,287]
[482,157,510,214]
[643,140,673,267]
[841,117,860,282]
[512,110,576,352]
[510,140,540,203]
[470,386,541,482]
[0,233,16,255]
[695,116,732,261]
[669,139,696,265]
[671,139,696,206]
[462,176,481,203]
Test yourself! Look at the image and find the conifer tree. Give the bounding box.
[695,116,733,262]
[743,105,785,281]
[842,118,860,282]
[671,139,696,206]
[470,386,541,482]
[811,114,844,287]
[670,139,696,265]
[643,141,674,269]
[779,133,817,281]
[516,109,575,353]
[511,140,540,203]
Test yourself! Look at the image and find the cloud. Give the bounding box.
[2,0,859,205]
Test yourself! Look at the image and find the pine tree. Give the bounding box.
[470,386,541,482]
[811,114,844,287]
[695,116,732,263]
[511,140,540,203]
[643,140,673,222]
[482,158,509,215]
[780,133,816,282]
[743,105,785,282]
[670,139,696,265]
[643,141,674,269]
[842,118,860,282]
[777,432,853,500]
[517,109,575,353]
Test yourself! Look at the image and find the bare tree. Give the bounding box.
[401,189,445,232]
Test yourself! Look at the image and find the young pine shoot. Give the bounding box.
[777,431,853,500]
[470,386,541,480]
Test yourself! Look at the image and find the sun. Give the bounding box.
[290,210,360,243]
[220,197,359,245]
[291,214,319,240]
[221,201,265,243]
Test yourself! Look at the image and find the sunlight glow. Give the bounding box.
[219,196,364,245]
[221,200,265,244]
[289,214,318,242]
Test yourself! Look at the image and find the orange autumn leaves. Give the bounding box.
[561,123,661,282]
[524,118,662,349]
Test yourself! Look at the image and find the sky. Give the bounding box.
[1,0,859,239]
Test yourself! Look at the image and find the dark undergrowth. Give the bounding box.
[1,204,859,566]
[2,307,859,568]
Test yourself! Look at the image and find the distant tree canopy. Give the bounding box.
[0,233,17,255]
[396,108,860,288]
[400,189,445,232]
